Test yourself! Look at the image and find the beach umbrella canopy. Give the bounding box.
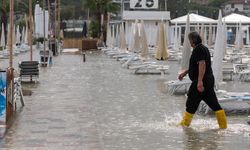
[171,13,216,24]
[222,13,250,24]
[212,10,224,86]
[140,20,149,60]
[155,21,169,60]
[180,14,191,72]
[1,24,5,47]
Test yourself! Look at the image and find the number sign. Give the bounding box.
[130,0,158,9]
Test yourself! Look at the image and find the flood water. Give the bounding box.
[0,49,250,149]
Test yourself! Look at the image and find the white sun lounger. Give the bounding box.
[165,78,192,95]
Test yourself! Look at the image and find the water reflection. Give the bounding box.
[183,128,221,150]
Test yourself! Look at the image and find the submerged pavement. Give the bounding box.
[0,50,250,149]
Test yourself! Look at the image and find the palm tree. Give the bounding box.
[82,0,120,39]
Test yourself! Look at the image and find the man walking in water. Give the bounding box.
[178,32,227,129]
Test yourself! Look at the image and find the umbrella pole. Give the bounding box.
[29,0,33,82]
[6,0,14,122]
[43,0,46,66]
[29,0,33,61]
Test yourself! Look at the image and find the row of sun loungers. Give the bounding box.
[0,44,30,59]
[101,47,170,75]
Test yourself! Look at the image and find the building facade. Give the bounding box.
[223,0,250,16]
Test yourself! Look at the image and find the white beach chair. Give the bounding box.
[165,78,192,95]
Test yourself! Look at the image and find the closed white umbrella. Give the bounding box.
[16,25,21,44]
[155,24,159,47]
[119,23,127,51]
[200,24,204,44]
[0,23,5,48]
[115,24,120,47]
[222,20,227,57]
[234,23,239,49]
[212,10,224,87]
[12,24,16,47]
[212,26,216,43]
[128,23,134,51]
[133,20,140,53]
[178,26,181,46]
[239,22,244,49]
[235,22,244,50]
[140,20,149,60]
[25,14,29,44]
[247,25,250,45]
[112,25,116,47]
[173,22,179,51]
[34,4,42,38]
[180,14,191,72]
[155,21,169,60]
[21,27,25,44]
[106,24,112,48]
[170,27,174,45]
[6,24,10,49]
[208,24,212,48]
[204,27,208,45]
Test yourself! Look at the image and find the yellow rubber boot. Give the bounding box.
[215,110,227,129]
[179,112,194,127]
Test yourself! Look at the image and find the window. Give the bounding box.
[231,4,235,8]
[244,4,250,10]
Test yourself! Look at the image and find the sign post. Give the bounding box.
[130,0,159,9]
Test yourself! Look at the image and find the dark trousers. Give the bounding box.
[186,76,222,114]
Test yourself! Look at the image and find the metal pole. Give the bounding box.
[29,0,33,61]
[121,0,124,20]
[54,0,57,55]
[58,0,61,27]
[58,0,61,52]
[165,0,167,11]
[43,0,46,65]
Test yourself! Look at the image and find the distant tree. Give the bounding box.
[82,0,120,39]
[208,0,227,8]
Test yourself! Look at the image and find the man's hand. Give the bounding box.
[197,80,204,92]
[178,71,187,81]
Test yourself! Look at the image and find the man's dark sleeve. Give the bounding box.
[194,48,206,63]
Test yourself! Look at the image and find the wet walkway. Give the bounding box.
[0,50,250,149]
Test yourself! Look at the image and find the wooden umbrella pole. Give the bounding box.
[54,0,57,43]
[9,0,13,67]
[29,0,33,61]
[6,0,14,122]
[58,0,60,31]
